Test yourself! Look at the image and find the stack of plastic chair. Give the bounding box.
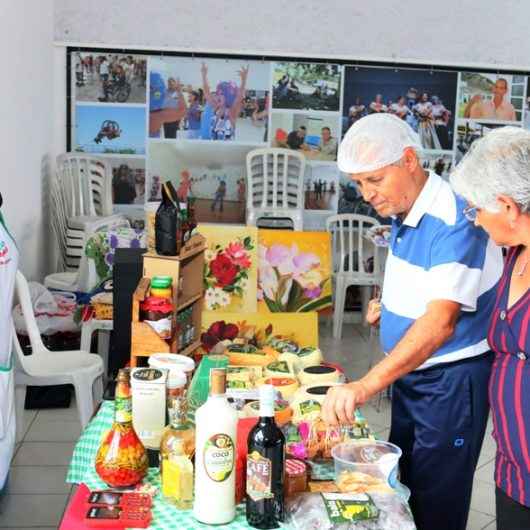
[46,153,129,292]
[13,271,104,441]
[326,214,383,339]
[246,148,305,231]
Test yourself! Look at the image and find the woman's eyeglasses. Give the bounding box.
[463,206,478,222]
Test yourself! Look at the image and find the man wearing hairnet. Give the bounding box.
[322,114,503,530]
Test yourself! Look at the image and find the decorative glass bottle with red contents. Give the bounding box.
[95,369,148,487]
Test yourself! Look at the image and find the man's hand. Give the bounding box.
[321,381,369,426]
[366,298,381,326]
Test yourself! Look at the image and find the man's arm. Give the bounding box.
[322,298,460,425]
[463,94,482,118]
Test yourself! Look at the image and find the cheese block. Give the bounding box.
[243,400,293,426]
[290,383,343,424]
[268,337,300,354]
[265,360,295,378]
[225,343,278,367]
[296,347,323,369]
[230,365,263,381]
[278,352,302,374]
[226,366,254,390]
[257,376,299,401]
[298,365,340,386]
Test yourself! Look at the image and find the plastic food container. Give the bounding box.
[148,353,196,385]
[331,440,402,489]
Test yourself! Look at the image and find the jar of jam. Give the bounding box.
[150,276,173,299]
[140,296,174,340]
[284,458,308,498]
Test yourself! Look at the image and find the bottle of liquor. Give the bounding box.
[194,369,238,525]
[95,369,148,487]
[160,396,195,509]
[246,385,285,529]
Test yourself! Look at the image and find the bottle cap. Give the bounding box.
[259,384,276,417]
[151,276,172,288]
[210,368,227,396]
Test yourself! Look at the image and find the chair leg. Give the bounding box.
[73,375,97,429]
[333,278,346,340]
[97,330,110,381]
[15,384,27,443]
[80,321,93,353]
[93,374,104,405]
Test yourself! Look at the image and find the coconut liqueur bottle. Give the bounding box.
[193,369,238,525]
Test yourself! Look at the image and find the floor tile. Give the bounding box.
[12,442,75,467]
[7,466,70,494]
[470,479,496,516]
[475,459,496,485]
[35,398,79,423]
[17,408,38,442]
[24,416,82,442]
[0,494,68,527]
[466,508,495,530]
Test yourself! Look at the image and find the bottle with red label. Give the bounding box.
[246,385,285,529]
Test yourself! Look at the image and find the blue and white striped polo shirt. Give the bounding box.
[380,171,504,369]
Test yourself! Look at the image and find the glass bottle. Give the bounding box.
[160,396,195,509]
[95,369,148,487]
[246,385,285,529]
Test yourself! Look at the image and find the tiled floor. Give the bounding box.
[0,323,497,529]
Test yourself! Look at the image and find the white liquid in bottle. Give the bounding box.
[193,368,238,525]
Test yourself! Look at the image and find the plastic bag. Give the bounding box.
[286,492,416,530]
[155,181,180,255]
[12,282,79,335]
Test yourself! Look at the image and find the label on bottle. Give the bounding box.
[144,317,172,339]
[246,450,273,502]
[115,396,132,423]
[321,493,379,523]
[203,434,234,482]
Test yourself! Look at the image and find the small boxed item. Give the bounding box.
[131,368,168,449]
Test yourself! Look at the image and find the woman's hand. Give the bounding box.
[366,298,381,326]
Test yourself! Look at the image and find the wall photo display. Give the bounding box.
[68,48,529,229]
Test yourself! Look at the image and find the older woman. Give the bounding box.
[450,126,530,530]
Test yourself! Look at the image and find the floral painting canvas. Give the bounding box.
[198,224,258,313]
[257,230,332,313]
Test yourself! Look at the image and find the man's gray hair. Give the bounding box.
[450,126,530,213]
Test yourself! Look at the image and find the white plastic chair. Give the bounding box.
[13,271,104,441]
[246,148,305,231]
[49,153,128,274]
[326,214,383,339]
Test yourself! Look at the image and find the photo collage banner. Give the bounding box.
[69,50,530,229]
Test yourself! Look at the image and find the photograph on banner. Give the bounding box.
[523,79,530,129]
[457,73,525,122]
[73,51,147,104]
[454,120,512,164]
[420,151,453,180]
[272,62,341,112]
[342,66,458,150]
[271,112,340,161]
[257,229,332,313]
[148,57,269,142]
[148,141,253,223]
[101,156,147,206]
[304,163,339,212]
[197,224,258,313]
[73,105,146,155]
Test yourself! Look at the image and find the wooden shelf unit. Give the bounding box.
[130,234,206,367]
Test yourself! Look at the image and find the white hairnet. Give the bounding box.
[338,113,422,174]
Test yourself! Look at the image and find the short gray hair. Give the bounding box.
[450,126,530,213]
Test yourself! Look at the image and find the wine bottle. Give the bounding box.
[246,385,285,529]
[193,368,238,525]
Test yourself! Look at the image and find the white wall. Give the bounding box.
[0,1,56,281]
[54,0,530,70]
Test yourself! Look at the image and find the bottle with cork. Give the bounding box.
[193,368,238,525]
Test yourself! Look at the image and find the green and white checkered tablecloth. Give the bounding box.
[66,401,257,529]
